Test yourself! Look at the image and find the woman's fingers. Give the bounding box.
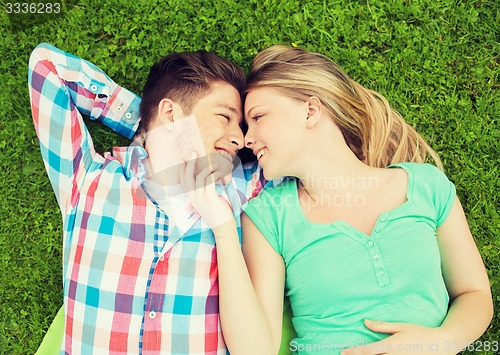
[177,151,236,229]
[194,162,218,191]
[179,152,223,196]
[180,151,231,193]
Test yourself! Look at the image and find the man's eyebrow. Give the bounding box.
[217,104,239,114]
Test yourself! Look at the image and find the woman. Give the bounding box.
[181,45,493,354]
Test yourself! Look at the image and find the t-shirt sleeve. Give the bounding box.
[431,165,457,227]
[242,189,282,255]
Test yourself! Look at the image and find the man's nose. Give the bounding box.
[228,124,244,150]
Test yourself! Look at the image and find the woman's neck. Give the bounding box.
[296,144,380,204]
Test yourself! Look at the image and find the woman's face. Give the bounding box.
[244,87,309,179]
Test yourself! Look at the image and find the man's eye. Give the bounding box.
[219,114,230,120]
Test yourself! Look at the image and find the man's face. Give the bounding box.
[189,81,244,178]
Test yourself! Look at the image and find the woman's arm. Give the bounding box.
[434,196,493,350]
[179,157,285,354]
[215,213,285,355]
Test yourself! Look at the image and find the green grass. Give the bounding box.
[1,0,498,353]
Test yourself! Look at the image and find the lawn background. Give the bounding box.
[1,0,498,353]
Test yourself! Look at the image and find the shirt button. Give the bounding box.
[378,269,385,275]
[90,84,98,92]
[373,253,380,260]
[379,217,386,222]
[125,112,132,119]
[116,106,122,111]
[367,241,374,247]
[374,228,381,233]
[148,311,156,319]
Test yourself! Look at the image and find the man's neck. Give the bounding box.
[142,149,183,186]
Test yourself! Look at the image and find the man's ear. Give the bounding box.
[157,98,176,124]
[305,96,322,129]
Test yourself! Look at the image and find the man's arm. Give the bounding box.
[28,43,141,212]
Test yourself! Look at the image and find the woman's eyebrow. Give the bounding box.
[245,105,264,118]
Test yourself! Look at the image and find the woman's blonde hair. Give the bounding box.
[245,45,443,170]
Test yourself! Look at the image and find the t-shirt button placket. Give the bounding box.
[373,215,387,234]
[364,236,389,286]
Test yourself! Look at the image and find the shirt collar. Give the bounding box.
[111,145,148,181]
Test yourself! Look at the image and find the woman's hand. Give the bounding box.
[341,320,456,355]
[179,152,236,231]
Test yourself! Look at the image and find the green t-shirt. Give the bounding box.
[242,162,456,354]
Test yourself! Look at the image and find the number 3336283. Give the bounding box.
[6,3,61,14]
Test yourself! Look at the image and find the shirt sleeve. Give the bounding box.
[28,43,141,212]
[433,166,457,227]
[242,189,282,255]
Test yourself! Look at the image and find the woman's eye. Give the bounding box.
[252,115,263,122]
[219,114,230,121]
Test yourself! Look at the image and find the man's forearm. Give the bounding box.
[30,43,142,139]
[28,43,143,210]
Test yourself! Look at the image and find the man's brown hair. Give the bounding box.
[139,50,245,132]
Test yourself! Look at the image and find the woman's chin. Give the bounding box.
[262,168,280,181]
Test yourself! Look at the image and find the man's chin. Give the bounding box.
[211,153,234,185]
[211,152,234,167]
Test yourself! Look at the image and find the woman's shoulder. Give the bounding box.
[390,162,456,223]
[389,161,448,181]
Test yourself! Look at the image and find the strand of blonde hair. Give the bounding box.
[245,45,443,170]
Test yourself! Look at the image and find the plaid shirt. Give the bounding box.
[28,43,269,355]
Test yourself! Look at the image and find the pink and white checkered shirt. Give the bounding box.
[28,43,270,354]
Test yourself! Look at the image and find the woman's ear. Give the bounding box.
[305,96,322,129]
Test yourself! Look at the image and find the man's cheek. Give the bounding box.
[175,116,207,162]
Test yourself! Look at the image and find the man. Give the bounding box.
[29,43,271,354]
